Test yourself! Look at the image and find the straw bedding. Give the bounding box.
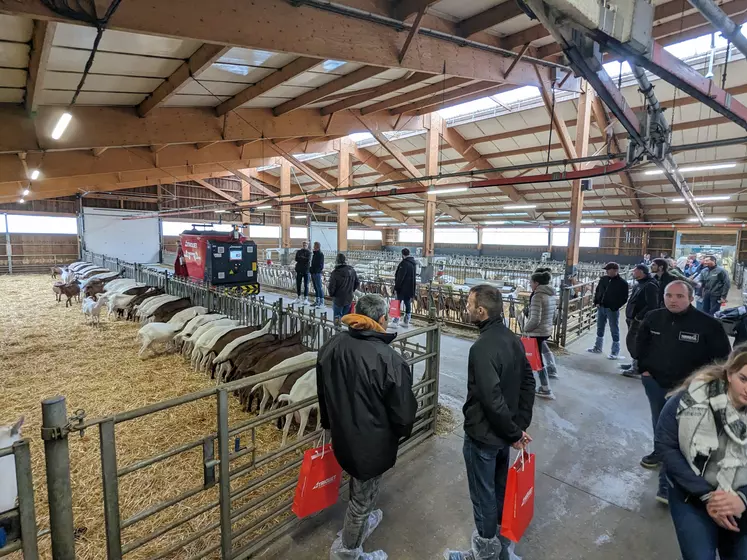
[0,274,302,559]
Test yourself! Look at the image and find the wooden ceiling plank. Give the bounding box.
[25,20,56,116]
[390,81,502,115]
[137,43,231,117]
[360,77,473,114]
[193,178,239,202]
[458,1,525,38]
[321,72,432,115]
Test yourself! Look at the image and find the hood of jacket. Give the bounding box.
[534,284,555,297]
[342,313,386,333]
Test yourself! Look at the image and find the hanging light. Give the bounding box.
[22,189,30,196]
[407,209,425,214]
[29,169,40,180]
[426,187,468,195]
[322,199,345,204]
[256,205,272,209]
[19,198,25,204]
[51,112,73,140]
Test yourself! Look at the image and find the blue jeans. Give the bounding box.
[702,292,722,316]
[642,375,668,492]
[399,297,412,316]
[594,307,620,355]
[333,303,351,321]
[296,272,309,298]
[463,434,511,539]
[311,273,324,304]
[669,482,747,559]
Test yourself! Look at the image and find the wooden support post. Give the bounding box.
[477,226,484,254]
[547,226,553,254]
[565,81,593,280]
[241,180,251,236]
[614,227,621,256]
[280,161,291,262]
[337,142,352,253]
[423,114,441,258]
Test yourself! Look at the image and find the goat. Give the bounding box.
[51,265,64,279]
[183,319,239,359]
[214,331,276,382]
[0,417,24,514]
[107,293,137,319]
[173,314,227,353]
[135,294,179,322]
[210,321,272,378]
[168,306,207,331]
[149,297,192,324]
[125,287,165,320]
[278,369,319,447]
[137,323,180,358]
[82,295,108,326]
[60,268,76,284]
[59,281,81,307]
[192,325,255,372]
[250,352,317,416]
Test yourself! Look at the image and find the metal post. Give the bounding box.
[217,390,232,559]
[428,325,441,433]
[41,396,76,560]
[13,439,39,559]
[99,420,122,559]
[4,213,12,274]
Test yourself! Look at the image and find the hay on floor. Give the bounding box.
[0,274,303,560]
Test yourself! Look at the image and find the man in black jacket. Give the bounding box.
[391,248,417,328]
[309,241,325,307]
[587,262,629,359]
[446,284,535,560]
[328,253,360,323]
[636,280,731,504]
[317,294,417,560]
[700,255,731,315]
[294,241,311,305]
[651,258,676,307]
[620,264,659,378]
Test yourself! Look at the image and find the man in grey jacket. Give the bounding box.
[700,255,730,316]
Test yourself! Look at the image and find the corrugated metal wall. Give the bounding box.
[0,233,79,273]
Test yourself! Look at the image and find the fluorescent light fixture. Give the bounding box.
[347,213,359,217]
[214,209,229,213]
[407,209,425,214]
[256,205,272,209]
[426,187,468,195]
[373,217,395,221]
[51,112,72,140]
[671,195,732,202]
[22,189,30,196]
[688,216,729,222]
[645,163,737,176]
[29,169,40,180]
[294,215,307,220]
[503,204,537,210]
[580,219,595,224]
[483,221,506,225]
[322,198,345,204]
[18,198,25,204]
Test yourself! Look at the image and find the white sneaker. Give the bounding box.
[303,298,310,305]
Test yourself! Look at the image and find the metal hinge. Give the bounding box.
[40,409,87,441]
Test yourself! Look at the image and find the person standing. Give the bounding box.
[523,268,558,400]
[636,280,731,504]
[651,258,677,307]
[587,262,629,359]
[700,255,731,316]
[655,346,747,559]
[328,253,360,323]
[294,241,312,305]
[317,294,417,560]
[445,285,535,560]
[390,248,417,328]
[642,253,653,267]
[309,241,325,308]
[620,264,659,378]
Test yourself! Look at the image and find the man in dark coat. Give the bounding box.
[620,264,659,378]
[328,253,360,323]
[700,255,731,315]
[445,284,536,560]
[588,262,629,359]
[294,241,311,304]
[309,241,325,307]
[636,280,731,504]
[391,248,417,327]
[317,293,417,560]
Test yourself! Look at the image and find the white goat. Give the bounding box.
[168,306,207,330]
[184,320,239,361]
[60,269,75,283]
[212,322,273,374]
[278,369,320,447]
[136,295,179,322]
[104,279,140,294]
[251,352,317,416]
[137,323,180,358]
[107,293,136,318]
[172,314,226,352]
[82,295,108,326]
[0,417,24,514]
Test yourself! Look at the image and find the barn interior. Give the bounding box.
[2,0,747,558]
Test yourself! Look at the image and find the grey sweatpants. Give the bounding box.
[342,475,382,549]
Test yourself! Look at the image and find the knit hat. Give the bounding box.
[635,264,650,275]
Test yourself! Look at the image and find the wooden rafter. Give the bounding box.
[391,81,506,115]
[320,72,432,115]
[25,20,55,116]
[392,0,440,21]
[193,178,239,202]
[273,66,387,116]
[457,1,525,38]
[215,57,321,117]
[137,44,230,117]
[405,84,513,116]
[360,77,472,114]
[221,165,279,197]
[399,6,426,63]
[535,66,578,165]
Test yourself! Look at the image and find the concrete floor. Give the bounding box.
[254,287,687,559]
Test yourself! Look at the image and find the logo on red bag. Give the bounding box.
[313,475,338,490]
[521,487,533,507]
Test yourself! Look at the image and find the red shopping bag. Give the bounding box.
[520,337,543,372]
[292,443,343,518]
[388,299,401,319]
[500,450,536,542]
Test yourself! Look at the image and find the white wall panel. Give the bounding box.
[310,222,337,252]
[82,208,160,263]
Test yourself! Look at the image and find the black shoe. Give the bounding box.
[656,488,669,506]
[619,363,633,371]
[641,453,661,469]
[622,370,641,379]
